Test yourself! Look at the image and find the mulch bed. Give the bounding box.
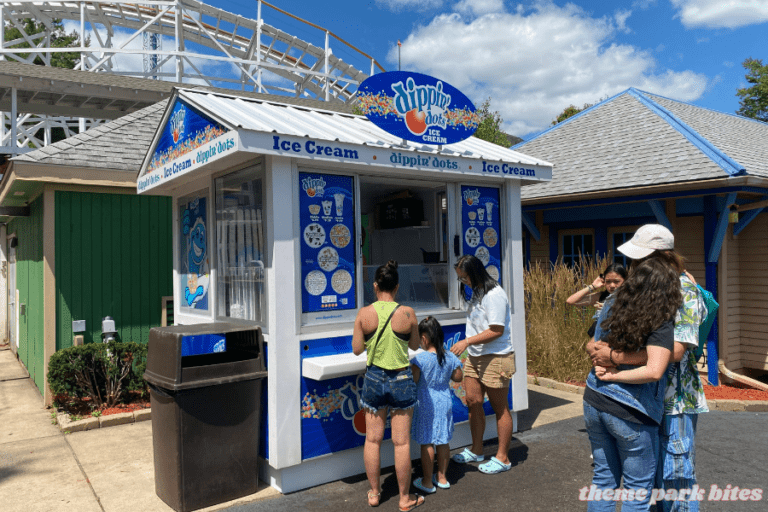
[703,384,768,401]
[54,391,150,418]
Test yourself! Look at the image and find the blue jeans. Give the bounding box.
[584,402,660,512]
[360,365,417,413]
[658,414,699,512]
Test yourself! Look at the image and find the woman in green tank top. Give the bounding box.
[353,260,422,510]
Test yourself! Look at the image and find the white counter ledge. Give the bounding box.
[302,349,425,380]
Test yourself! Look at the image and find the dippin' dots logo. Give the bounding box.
[391,77,451,136]
[302,177,326,198]
[170,106,186,144]
[462,188,481,206]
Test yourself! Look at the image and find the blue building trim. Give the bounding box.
[595,225,607,259]
[549,226,558,266]
[707,192,737,263]
[703,195,719,385]
[521,211,540,241]
[647,200,672,231]
[629,89,745,176]
[734,205,766,236]
[522,186,768,213]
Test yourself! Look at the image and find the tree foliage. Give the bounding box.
[3,18,84,69]
[736,58,768,123]
[552,102,593,125]
[473,98,512,148]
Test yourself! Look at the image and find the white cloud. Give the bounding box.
[376,0,444,12]
[632,0,657,8]
[671,0,768,29]
[454,0,505,17]
[391,2,707,136]
[614,9,633,33]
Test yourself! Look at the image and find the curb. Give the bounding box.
[526,375,768,412]
[55,408,151,433]
[527,375,584,395]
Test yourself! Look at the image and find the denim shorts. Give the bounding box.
[360,365,417,413]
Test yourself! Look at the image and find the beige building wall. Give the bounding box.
[735,212,768,372]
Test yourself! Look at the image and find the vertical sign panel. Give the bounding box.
[461,186,502,286]
[179,195,210,311]
[299,173,356,313]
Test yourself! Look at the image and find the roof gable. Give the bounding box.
[515,89,768,200]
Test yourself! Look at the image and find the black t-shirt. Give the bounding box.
[584,319,675,425]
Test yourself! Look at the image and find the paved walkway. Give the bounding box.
[1,345,766,512]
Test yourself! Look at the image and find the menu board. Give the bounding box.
[461,186,502,286]
[300,173,356,313]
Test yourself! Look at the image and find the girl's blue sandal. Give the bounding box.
[478,456,512,474]
[432,475,450,489]
[412,477,436,494]
[451,448,485,463]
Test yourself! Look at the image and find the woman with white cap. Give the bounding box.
[582,224,684,512]
[588,224,708,512]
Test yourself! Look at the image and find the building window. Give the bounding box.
[562,233,593,267]
[612,232,633,267]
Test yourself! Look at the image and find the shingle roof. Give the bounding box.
[13,100,168,172]
[514,89,768,200]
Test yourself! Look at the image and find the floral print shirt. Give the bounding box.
[663,274,709,415]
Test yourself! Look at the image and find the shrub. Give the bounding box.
[48,341,148,408]
[525,257,607,383]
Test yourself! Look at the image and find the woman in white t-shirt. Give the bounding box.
[449,255,515,475]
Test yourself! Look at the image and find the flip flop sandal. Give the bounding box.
[478,456,512,474]
[399,494,425,512]
[432,474,450,489]
[451,448,485,464]
[412,477,436,494]
[367,490,381,507]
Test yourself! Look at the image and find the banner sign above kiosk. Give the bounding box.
[357,71,480,145]
[138,99,238,193]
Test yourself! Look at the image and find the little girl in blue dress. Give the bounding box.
[411,317,463,494]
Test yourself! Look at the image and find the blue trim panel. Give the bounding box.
[707,192,737,263]
[629,89,745,176]
[523,186,768,213]
[734,205,766,236]
[703,196,719,385]
[647,200,672,231]
[549,227,558,266]
[521,211,540,241]
[595,226,607,259]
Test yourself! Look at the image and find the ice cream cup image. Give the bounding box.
[309,204,321,215]
[477,208,485,221]
[322,200,332,216]
[485,202,494,221]
[468,211,476,221]
[334,193,345,216]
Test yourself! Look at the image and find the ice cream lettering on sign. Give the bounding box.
[463,188,481,206]
[170,105,186,144]
[302,176,326,198]
[391,77,451,136]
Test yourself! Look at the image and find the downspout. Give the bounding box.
[718,360,768,392]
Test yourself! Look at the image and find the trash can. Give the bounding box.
[144,322,267,512]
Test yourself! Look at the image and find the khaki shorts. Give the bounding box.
[463,352,516,388]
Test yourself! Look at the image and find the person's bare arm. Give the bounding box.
[595,345,671,383]
[566,276,604,307]
[450,325,504,356]
[404,307,420,351]
[591,342,648,367]
[411,364,421,384]
[352,310,367,356]
[451,367,463,382]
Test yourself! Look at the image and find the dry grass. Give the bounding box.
[524,257,608,383]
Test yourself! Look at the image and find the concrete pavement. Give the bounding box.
[2,344,766,512]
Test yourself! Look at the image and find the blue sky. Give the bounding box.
[191,1,768,139]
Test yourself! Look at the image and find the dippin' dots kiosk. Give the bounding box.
[137,82,552,493]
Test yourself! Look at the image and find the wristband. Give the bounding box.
[609,349,617,366]
[587,284,594,292]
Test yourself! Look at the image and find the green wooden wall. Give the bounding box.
[9,196,45,392]
[55,191,173,349]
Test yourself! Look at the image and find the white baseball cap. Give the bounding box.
[617,224,674,260]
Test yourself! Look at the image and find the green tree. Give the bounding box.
[736,58,768,122]
[473,98,512,148]
[552,102,592,125]
[4,18,84,69]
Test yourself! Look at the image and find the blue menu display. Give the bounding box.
[461,186,502,288]
[299,173,356,313]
